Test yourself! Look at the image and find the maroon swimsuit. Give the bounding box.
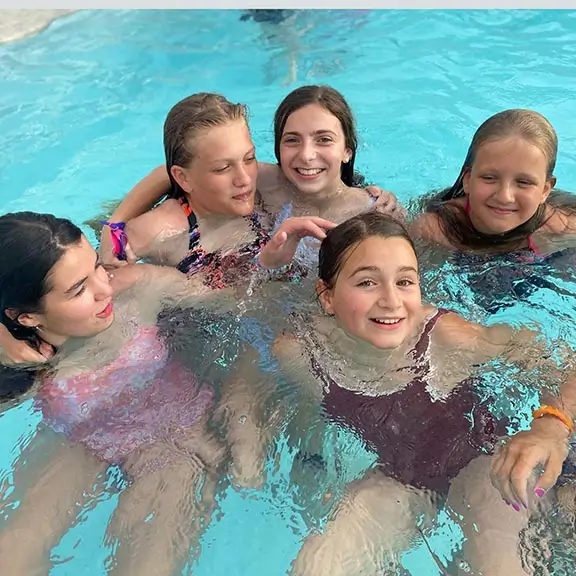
[305,309,504,494]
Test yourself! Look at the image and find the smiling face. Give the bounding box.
[170,119,258,217]
[16,236,115,346]
[463,136,554,234]
[318,235,423,349]
[279,103,352,195]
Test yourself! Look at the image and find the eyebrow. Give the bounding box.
[283,129,338,137]
[64,255,100,294]
[348,265,418,278]
[208,147,256,165]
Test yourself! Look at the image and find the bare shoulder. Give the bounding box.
[272,332,304,362]
[257,162,292,209]
[432,308,518,351]
[125,199,189,263]
[409,212,450,246]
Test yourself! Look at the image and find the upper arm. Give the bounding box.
[272,333,322,400]
[432,312,538,366]
[125,199,189,265]
[409,212,452,248]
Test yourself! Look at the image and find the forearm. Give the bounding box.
[110,165,171,222]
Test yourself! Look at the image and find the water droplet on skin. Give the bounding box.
[80,403,88,414]
[238,415,247,425]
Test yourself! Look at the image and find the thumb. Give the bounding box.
[271,230,288,250]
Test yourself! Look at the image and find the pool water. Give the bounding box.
[2,9,576,575]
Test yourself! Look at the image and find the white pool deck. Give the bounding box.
[0,9,77,44]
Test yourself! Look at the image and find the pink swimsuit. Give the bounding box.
[38,325,214,467]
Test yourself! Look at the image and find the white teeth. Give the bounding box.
[372,318,401,325]
[296,168,323,175]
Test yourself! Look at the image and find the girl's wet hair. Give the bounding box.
[273,85,358,187]
[319,212,416,287]
[0,211,82,350]
[164,93,249,199]
[422,109,576,250]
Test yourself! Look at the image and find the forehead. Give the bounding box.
[475,137,548,172]
[192,120,253,162]
[46,236,95,293]
[340,236,417,272]
[283,103,342,134]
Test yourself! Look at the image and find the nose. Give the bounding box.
[299,140,317,163]
[233,163,252,188]
[495,180,515,204]
[377,284,401,310]
[94,272,114,301]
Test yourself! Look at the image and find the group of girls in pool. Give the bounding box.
[1,83,576,575]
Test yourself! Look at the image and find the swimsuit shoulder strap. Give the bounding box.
[411,308,452,363]
[178,197,198,230]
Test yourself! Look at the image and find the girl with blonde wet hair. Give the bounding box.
[414,108,576,254]
[97,86,402,269]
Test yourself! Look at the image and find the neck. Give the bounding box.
[325,316,412,368]
[36,328,68,350]
[283,173,349,209]
[185,194,248,227]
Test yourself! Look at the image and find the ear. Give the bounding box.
[316,279,335,315]
[170,165,194,194]
[342,147,353,164]
[462,170,471,196]
[542,175,556,203]
[5,309,40,328]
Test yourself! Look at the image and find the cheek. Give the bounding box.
[279,145,295,165]
[334,290,369,321]
[46,299,95,330]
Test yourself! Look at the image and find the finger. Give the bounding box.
[535,450,566,496]
[509,451,546,508]
[292,222,329,241]
[301,217,337,230]
[271,231,288,249]
[124,243,137,265]
[490,446,515,505]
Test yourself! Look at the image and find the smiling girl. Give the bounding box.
[273,212,553,575]
[414,108,576,255]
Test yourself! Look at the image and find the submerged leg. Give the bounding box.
[290,468,430,576]
[106,418,226,576]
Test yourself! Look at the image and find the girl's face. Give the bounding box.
[463,136,554,234]
[16,236,114,346]
[279,103,351,196]
[318,236,422,350]
[171,119,258,217]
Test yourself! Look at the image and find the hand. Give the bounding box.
[99,225,137,269]
[0,337,53,366]
[366,186,407,222]
[259,216,336,269]
[490,416,570,511]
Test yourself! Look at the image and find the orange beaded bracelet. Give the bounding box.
[532,405,575,434]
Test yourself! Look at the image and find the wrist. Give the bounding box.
[531,413,572,439]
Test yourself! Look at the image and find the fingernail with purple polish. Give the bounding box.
[535,488,546,498]
[512,503,521,512]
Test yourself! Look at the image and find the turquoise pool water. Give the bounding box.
[2,9,576,575]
